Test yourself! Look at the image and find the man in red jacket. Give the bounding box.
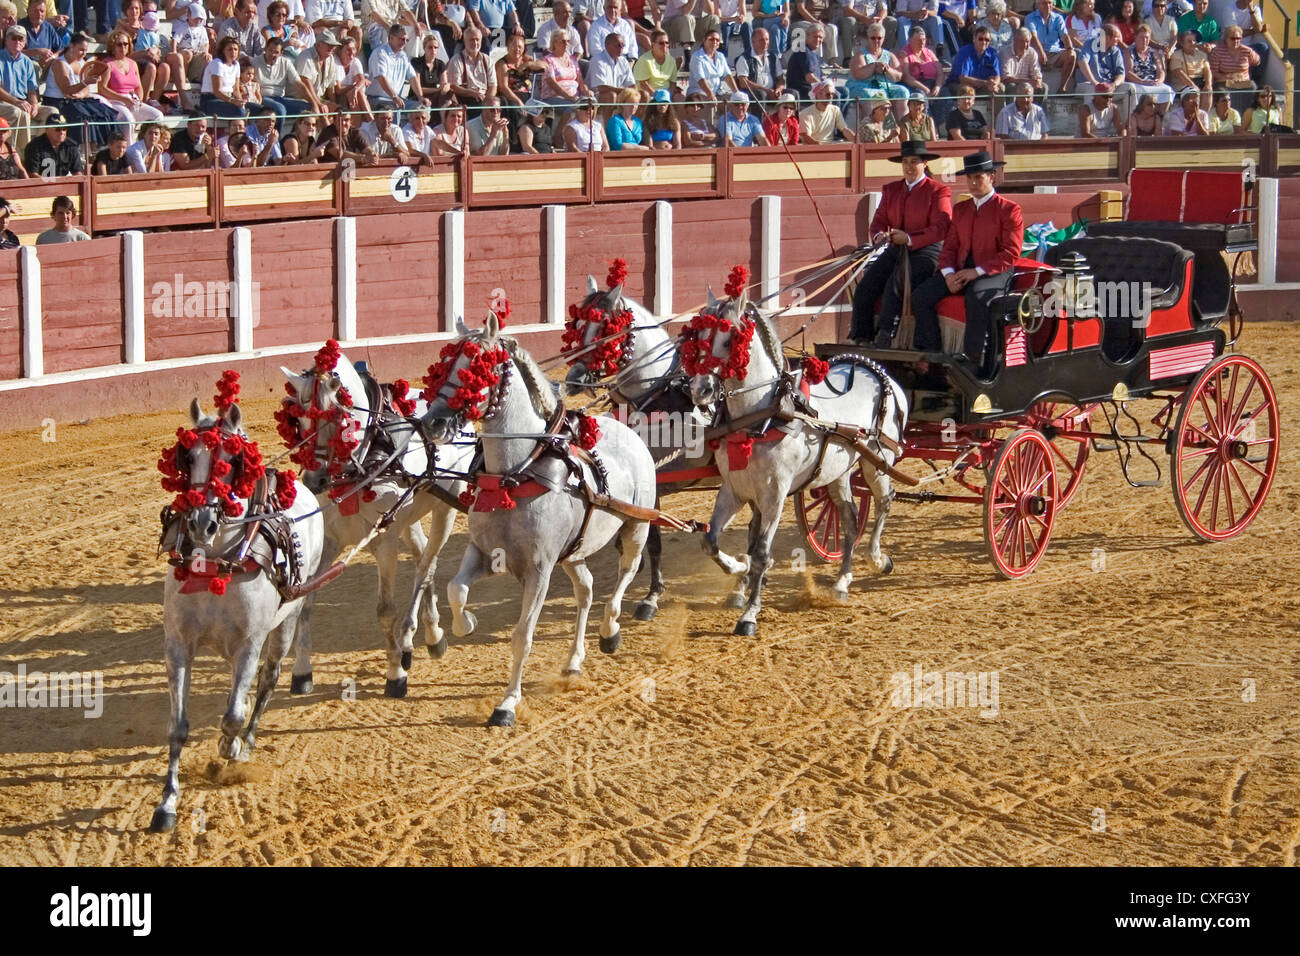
[912,150,1025,376]
[849,140,953,348]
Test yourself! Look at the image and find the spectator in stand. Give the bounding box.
[497,32,543,122]
[359,107,413,159]
[681,88,719,142]
[763,88,799,141]
[1140,0,1191,15]
[319,107,376,162]
[977,0,1013,50]
[127,120,173,169]
[735,26,783,105]
[467,0,521,50]
[564,95,610,149]
[570,0,599,52]
[1078,23,1128,104]
[945,24,1001,115]
[401,104,435,161]
[412,34,450,110]
[1144,0,1178,55]
[218,0,265,60]
[467,93,510,151]
[935,0,972,55]
[361,0,423,54]
[448,26,495,112]
[1064,0,1102,80]
[135,5,188,102]
[751,0,790,60]
[176,4,211,88]
[333,35,371,115]
[1241,85,1280,133]
[1168,29,1210,98]
[239,61,263,105]
[858,95,898,138]
[537,28,587,116]
[794,0,840,67]
[1107,0,1141,44]
[588,27,636,104]
[847,22,908,115]
[634,28,679,98]
[298,30,342,109]
[605,86,647,147]
[1223,0,1269,84]
[1126,91,1161,133]
[896,0,943,60]
[1001,26,1043,94]
[994,81,1046,137]
[663,0,715,54]
[24,110,81,175]
[1176,0,1216,47]
[517,99,557,152]
[1162,86,1208,132]
[901,25,941,98]
[945,82,987,137]
[898,89,936,137]
[538,3,583,67]
[644,88,680,146]
[0,116,26,177]
[245,104,282,161]
[260,2,295,52]
[216,117,253,165]
[718,0,751,60]
[836,0,896,59]
[0,195,16,246]
[718,89,768,143]
[1024,0,1075,92]
[19,0,63,68]
[92,129,130,172]
[281,113,325,161]
[255,36,320,129]
[367,23,421,111]
[168,109,215,168]
[1078,81,1124,134]
[688,26,737,97]
[785,22,825,101]
[1209,90,1240,133]
[36,196,88,243]
[1124,23,1173,113]
[799,79,853,140]
[587,0,638,59]
[202,35,249,119]
[0,25,41,149]
[306,0,362,49]
[42,31,117,150]
[1208,25,1258,111]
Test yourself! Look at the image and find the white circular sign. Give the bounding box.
[390,165,418,203]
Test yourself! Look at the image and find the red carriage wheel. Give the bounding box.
[1170,354,1279,542]
[983,429,1058,579]
[795,468,872,562]
[1028,401,1095,509]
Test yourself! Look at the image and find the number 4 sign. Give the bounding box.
[390,165,417,203]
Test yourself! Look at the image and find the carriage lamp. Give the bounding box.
[1055,252,1096,320]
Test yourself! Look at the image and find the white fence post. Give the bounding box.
[1258,177,1278,285]
[655,199,672,317]
[335,216,357,342]
[545,204,566,324]
[865,191,882,236]
[19,246,41,378]
[444,207,465,332]
[761,195,781,306]
[122,230,145,364]
[231,227,253,353]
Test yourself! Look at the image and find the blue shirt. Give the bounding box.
[466,0,516,30]
[786,49,822,99]
[717,111,765,146]
[1090,44,1124,83]
[134,29,163,53]
[0,49,39,98]
[606,113,643,150]
[947,43,1000,85]
[21,18,66,52]
[1024,10,1068,53]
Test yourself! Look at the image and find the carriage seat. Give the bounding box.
[1086,221,1234,325]
[1046,237,1192,361]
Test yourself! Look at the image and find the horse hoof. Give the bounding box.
[633,602,658,622]
[562,668,581,677]
[384,677,408,699]
[428,635,448,659]
[725,591,746,609]
[400,650,412,671]
[734,620,757,637]
[880,555,894,576]
[487,708,515,728]
[220,736,243,761]
[833,588,850,603]
[289,672,313,695]
[452,611,477,638]
[599,630,622,654]
[148,808,176,833]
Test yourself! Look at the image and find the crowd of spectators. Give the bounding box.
[0,0,1286,181]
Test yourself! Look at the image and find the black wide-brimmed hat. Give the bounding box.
[959,149,1006,175]
[888,139,940,163]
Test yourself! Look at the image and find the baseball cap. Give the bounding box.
[5,25,26,40]
[729,90,749,104]
[651,88,671,103]
[777,91,797,105]
[45,111,67,125]
[187,2,206,21]
[315,29,341,46]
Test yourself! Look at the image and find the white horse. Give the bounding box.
[562,275,717,620]
[280,344,475,698]
[153,397,324,832]
[687,284,908,635]
[422,312,657,727]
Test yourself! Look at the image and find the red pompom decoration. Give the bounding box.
[802,356,830,385]
[723,265,751,300]
[578,415,600,450]
[390,379,418,417]
[214,369,240,413]
[314,339,342,374]
[680,311,755,381]
[208,576,228,596]
[606,257,629,290]
[421,339,510,420]
[458,489,476,509]
[561,301,635,378]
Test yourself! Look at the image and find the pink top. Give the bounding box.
[904,47,939,85]
[106,57,143,97]
[543,54,580,98]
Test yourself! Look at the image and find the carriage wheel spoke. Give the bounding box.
[1185,421,1218,448]
[1228,375,1258,433]
[1181,451,1217,496]
[1197,390,1222,440]
[1022,516,1040,557]
[1206,462,1222,528]
[1221,465,1237,530]
[1190,459,1216,516]
[1236,400,1271,435]
[1228,460,1258,513]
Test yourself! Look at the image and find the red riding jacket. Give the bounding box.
[938,191,1025,277]
[869,175,953,250]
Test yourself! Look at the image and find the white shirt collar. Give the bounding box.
[904,174,924,189]
[972,189,997,209]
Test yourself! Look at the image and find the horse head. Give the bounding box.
[563,270,636,397]
[278,341,368,496]
[176,398,244,550]
[420,310,515,445]
[682,274,758,408]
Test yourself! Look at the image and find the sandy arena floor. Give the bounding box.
[0,324,1297,866]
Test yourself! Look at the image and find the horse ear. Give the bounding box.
[223,402,242,433]
[485,310,500,340]
[586,274,598,295]
[706,285,718,309]
[189,398,202,425]
[608,283,623,305]
[454,315,470,336]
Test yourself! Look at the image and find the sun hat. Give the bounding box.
[651,88,671,103]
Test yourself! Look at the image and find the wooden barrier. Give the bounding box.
[1132,135,1264,174]
[1000,138,1123,184]
[730,143,857,198]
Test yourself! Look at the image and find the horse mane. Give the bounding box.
[748,305,784,373]
[499,335,558,418]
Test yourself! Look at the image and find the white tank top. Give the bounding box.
[566,118,604,152]
[44,56,82,100]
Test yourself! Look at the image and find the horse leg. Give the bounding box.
[601,519,649,652]
[701,483,751,604]
[558,559,594,675]
[489,566,550,727]
[733,488,785,636]
[862,466,896,575]
[290,536,338,695]
[240,612,298,754]
[150,635,193,832]
[633,520,664,622]
[371,533,409,699]
[827,471,859,599]
[218,637,263,762]
[448,542,489,638]
[400,501,457,659]
[729,510,763,608]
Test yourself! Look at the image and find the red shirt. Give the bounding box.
[763,111,800,145]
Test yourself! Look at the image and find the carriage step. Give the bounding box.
[1092,441,1118,452]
